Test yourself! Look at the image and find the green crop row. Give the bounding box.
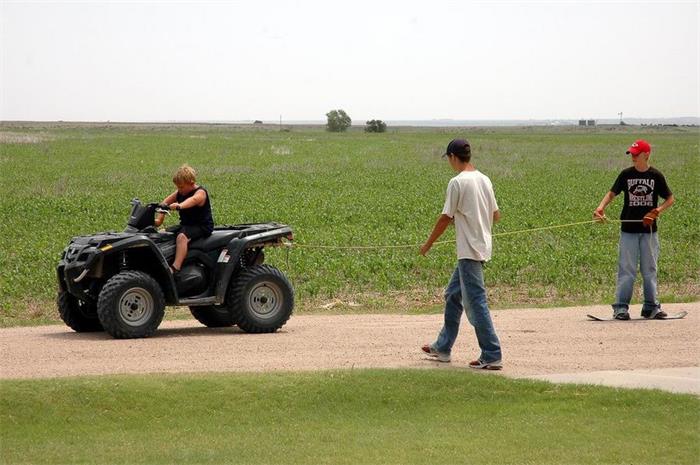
[1,125,698,322]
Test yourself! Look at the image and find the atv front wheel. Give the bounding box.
[229,265,294,333]
[57,291,103,332]
[97,271,165,339]
[189,305,237,327]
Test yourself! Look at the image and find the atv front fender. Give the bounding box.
[59,235,179,304]
[99,235,178,303]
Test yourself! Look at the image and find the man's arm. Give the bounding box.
[420,214,452,256]
[643,194,675,226]
[594,191,617,220]
[657,194,675,214]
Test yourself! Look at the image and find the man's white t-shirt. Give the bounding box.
[441,170,499,261]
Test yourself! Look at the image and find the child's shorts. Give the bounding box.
[167,224,212,241]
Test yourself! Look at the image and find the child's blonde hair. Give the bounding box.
[173,164,196,184]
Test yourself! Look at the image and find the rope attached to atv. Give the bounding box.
[287,217,647,250]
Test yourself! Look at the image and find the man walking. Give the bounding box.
[594,139,674,320]
[420,138,502,370]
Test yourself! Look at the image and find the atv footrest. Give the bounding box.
[179,297,219,306]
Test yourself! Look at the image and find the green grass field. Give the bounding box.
[1,124,699,464]
[1,370,698,465]
[1,124,698,324]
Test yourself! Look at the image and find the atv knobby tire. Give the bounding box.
[229,265,294,333]
[57,291,103,332]
[97,271,165,339]
[189,305,237,327]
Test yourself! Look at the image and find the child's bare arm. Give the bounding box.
[171,189,206,210]
[155,191,178,227]
[162,191,178,205]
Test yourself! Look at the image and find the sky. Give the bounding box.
[1,0,698,122]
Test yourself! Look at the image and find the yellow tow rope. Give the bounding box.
[287,216,646,251]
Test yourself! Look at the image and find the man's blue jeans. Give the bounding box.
[613,231,660,315]
[433,259,502,363]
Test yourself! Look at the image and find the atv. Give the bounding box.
[56,199,295,339]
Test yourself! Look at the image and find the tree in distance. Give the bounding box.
[326,109,352,132]
[365,119,387,133]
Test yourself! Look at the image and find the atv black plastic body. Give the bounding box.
[56,199,294,338]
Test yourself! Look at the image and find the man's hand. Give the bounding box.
[594,192,616,223]
[419,243,431,256]
[170,203,181,211]
[643,208,660,227]
[593,207,606,223]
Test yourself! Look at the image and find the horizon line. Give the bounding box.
[2,117,699,128]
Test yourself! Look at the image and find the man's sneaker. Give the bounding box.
[613,312,630,321]
[642,308,668,319]
[469,359,503,371]
[421,344,451,363]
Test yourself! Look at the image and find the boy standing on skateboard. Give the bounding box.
[594,140,675,320]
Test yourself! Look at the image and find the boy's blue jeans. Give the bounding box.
[433,259,502,363]
[613,231,660,315]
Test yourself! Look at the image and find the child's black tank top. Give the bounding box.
[177,186,214,231]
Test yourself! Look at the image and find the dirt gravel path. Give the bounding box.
[1,303,697,380]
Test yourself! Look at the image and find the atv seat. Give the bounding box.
[190,230,245,251]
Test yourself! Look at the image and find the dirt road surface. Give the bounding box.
[1,303,697,380]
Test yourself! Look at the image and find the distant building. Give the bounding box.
[587,119,596,126]
[579,119,596,127]
[579,120,586,126]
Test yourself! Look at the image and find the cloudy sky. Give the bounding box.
[1,0,698,122]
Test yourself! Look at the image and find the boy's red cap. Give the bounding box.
[626,140,651,155]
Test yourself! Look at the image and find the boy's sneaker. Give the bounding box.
[469,359,503,371]
[421,344,451,363]
[641,308,668,319]
[613,312,630,321]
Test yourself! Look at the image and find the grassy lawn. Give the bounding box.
[1,124,698,324]
[1,369,698,465]
[2,126,696,464]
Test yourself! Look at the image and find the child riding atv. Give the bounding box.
[57,180,294,339]
[155,164,214,274]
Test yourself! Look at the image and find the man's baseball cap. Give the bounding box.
[443,138,471,157]
[626,139,651,155]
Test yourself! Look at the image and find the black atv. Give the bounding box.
[56,199,294,339]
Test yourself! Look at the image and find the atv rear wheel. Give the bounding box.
[57,291,103,332]
[97,271,165,339]
[229,265,294,333]
[189,305,237,327]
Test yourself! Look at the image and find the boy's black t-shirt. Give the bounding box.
[611,167,672,233]
[176,186,214,233]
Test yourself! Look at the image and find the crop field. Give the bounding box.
[0,123,698,323]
